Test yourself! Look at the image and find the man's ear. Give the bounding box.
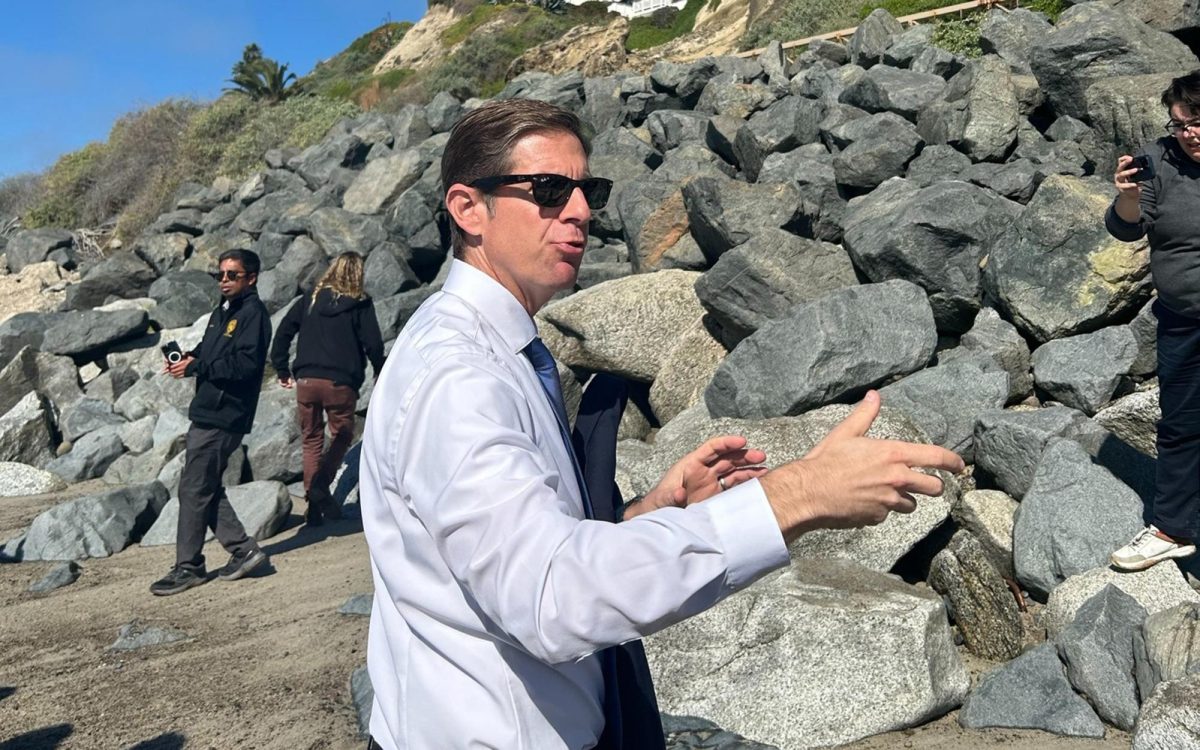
[445,184,486,241]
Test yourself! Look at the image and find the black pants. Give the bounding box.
[1154,301,1200,539]
[176,424,256,570]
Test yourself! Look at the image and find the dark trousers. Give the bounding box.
[176,424,255,570]
[1154,301,1200,539]
[296,377,357,502]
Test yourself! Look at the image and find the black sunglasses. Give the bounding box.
[469,173,613,209]
[211,270,249,281]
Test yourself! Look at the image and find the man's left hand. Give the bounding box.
[624,435,768,520]
[164,355,195,379]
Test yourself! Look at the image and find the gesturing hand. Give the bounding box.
[163,355,195,380]
[761,390,965,543]
[624,435,769,520]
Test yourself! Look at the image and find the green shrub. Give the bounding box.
[297,21,414,100]
[626,0,706,50]
[177,95,258,185]
[931,13,982,57]
[217,95,360,179]
[1022,0,1065,22]
[741,0,855,50]
[855,0,955,21]
[441,3,511,46]
[24,143,107,229]
[0,173,42,219]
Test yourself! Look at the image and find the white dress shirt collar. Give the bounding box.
[442,259,538,355]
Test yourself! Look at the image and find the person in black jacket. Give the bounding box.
[150,248,273,597]
[270,251,384,526]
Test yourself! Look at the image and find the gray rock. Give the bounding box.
[616,177,691,273]
[589,154,652,240]
[1043,564,1200,639]
[843,178,1021,332]
[958,642,1104,737]
[650,58,719,105]
[63,252,158,310]
[0,312,55,368]
[829,112,923,190]
[339,593,373,617]
[1129,299,1158,376]
[114,374,194,423]
[648,318,728,425]
[882,23,934,68]
[147,208,203,236]
[956,307,1033,403]
[979,8,1053,71]
[391,104,434,149]
[140,480,291,546]
[879,356,1008,461]
[1014,438,1145,597]
[1132,674,1200,750]
[288,133,369,190]
[147,271,220,329]
[839,64,946,122]
[929,531,1023,660]
[496,70,585,112]
[426,91,464,133]
[134,233,191,276]
[953,489,1018,578]
[243,388,302,482]
[646,560,968,749]
[59,397,125,443]
[756,149,846,243]
[646,110,711,152]
[983,175,1152,343]
[1057,584,1147,730]
[681,177,803,264]
[19,482,167,561]
[343,149,426,215]
[694,229,856,347]
[705,280,936,419]
[276,236,329,296]
[110,620,190,651]
[0,346,83,422]
[350,665,373,739]
[1134,602,1200,700]
[28,561,81,594]
[46,428,126,483]
[653,142,734,182]
[849,8,905,68]
[0,462,67,497]
[959,157,1042,204]
[41,308,149,358]
[694,80,776,120]
[1029,3,1197,121]
[732,96,824,180]
[363,244,419,299]
[538,270,704,383]
[117,414,157,454]
[917,56,1020,163]
[1032,326,1139,415]
[307,208,387,262]
[6,228,75,272]
[0,392,56,468]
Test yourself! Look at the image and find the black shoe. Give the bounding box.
[305,500,325,527]
[150,565,207,596]
[216,548,268,581]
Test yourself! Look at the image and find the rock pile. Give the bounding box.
[6,3,1200,746]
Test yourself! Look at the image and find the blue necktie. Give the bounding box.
[524,337,594,519]
[520,340,662,748]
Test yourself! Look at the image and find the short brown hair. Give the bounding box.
[440,99,590,257]
[1163,70,1200,113]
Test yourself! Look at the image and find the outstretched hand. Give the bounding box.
[761,390,965,543]
[624,435,768,520]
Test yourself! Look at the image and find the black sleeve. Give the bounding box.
[192,300,271,383]
[356,299,386,376]
[269,297,305,378]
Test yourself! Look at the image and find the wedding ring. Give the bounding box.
[718,476,727,491]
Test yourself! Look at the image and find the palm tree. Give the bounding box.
[225,44,296,104]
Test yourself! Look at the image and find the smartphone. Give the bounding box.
[1129,154,1156,183]
[160,340,184,364]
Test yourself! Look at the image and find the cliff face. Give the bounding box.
[373,4,460,74]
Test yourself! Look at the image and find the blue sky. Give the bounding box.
[0,0,427,179]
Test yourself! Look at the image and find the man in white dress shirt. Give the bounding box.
[359,99,964,749]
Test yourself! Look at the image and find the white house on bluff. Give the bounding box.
[563,0,688,19]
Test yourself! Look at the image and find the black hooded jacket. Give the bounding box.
[185,288,272,435]
[269,288,385,392]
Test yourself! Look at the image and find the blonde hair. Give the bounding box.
[311,252,366,306]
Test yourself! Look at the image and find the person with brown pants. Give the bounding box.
[270,252,385,526]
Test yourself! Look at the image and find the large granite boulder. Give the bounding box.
[0,392,57,468]
[917,56,1020,162]
[1031,325,1139,415]
[1132,674,1200,750]
[16,482,167,561]
[1134,601,1200,699]
[41,309,150,358]
[1043,564,1200,639]
[705,280,936,419]
[646,560,968,749]
[985,175,1152,343]
[929,530,1024,660]
[539,270,705,383]
[6,228,75,272]
[843,177,1021,332]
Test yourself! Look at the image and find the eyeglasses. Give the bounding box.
[1166,119,1200,136]
[211,270,249,281]
[468,173,613,210]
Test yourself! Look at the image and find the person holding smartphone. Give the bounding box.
[150,249,273,595]
[1106,70,1200,571]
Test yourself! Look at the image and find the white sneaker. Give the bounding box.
[1111,526,1197,571]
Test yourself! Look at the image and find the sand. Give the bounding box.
[0,486,1133,749]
